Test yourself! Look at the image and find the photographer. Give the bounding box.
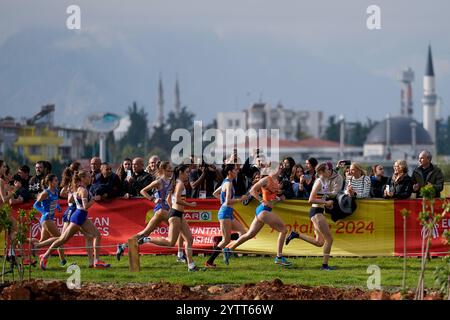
[242,148,265,181]
[189,159,222,198]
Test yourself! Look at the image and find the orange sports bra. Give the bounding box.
[262,176,280,202]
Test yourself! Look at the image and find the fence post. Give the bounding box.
[128,238,140,272]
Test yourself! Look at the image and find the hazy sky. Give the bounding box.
[0,0,449,127]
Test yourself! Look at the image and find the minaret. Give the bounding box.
[422,45,437,144]
[399,67,414,117]
[156,74,164,127]
[174,76,181,117]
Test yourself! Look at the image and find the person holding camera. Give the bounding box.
[189,160,222,198]
[290,164,309,199]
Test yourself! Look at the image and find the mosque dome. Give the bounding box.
[365,116,432,145]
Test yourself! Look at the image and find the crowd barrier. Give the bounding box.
[1,197,449,257]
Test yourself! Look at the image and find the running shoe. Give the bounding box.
[204,261,217,268]
[116,243,125,261]
[285,231,299,246]
[223,248,231,265]
[320,265,336,271]
[177,254,187,263]
[39,254,48,271]
[137,235,147,245]
[60,259,67,267]
[274,256,292,266]
[188,266,200,272]
[94,261,111,269]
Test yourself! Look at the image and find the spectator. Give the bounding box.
[17,165,31,189]
[326,161,344,196]
[116,158,133,182]
[302,157,318,194]
[412,150,444,198]
[91,162,122,200]
[281,157,296,180]
[242,149,265,180]
[43,161,52,174]
[384,160,413,199]
[146,155,161,180]
[0,161,16,204]
[90,157,102,179]
[345,162,371,199]
[29,160,47,197]
[9,174,31,205]
[290,164,309,199]
[123,157,152,198]
[370,164,389,198]
[189,161,222,198]
[278,157,296,199]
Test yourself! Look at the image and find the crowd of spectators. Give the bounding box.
[0,149,446,207]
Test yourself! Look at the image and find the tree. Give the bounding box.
[119,102,149,151]
[437,116,450,155]
[296,122,311,140]
[166,106,196,133]
[115,102,149,161]
[323,115,340,142]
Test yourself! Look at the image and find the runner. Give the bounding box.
[139,164,200,272]
[116,161,185,262]
[205,164,248,268]
[31,174,67,266]
[285,162,335,270]
[60,170,95,267]
[224,163,292,267]
[39,170,111,270]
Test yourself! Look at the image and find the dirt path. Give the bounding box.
[0,279,443,300]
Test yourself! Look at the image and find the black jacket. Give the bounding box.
[242,157,260,180]
[385,174,413,200]
[91,172,122,198]
[411,164,444,198]
[370,176,389,198]
[124,171,153,197]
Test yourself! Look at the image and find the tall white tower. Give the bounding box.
[399,67,414,117]
[174,76,181,117]
[422,45,437,144]
[156,74,165,128]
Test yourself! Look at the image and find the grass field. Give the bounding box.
[1,254,445,291]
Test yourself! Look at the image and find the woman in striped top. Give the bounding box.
[345,162,371,199]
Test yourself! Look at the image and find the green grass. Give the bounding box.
[1,255,445,291]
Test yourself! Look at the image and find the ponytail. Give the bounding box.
[72,170,89,192]
[223,164,235,179]
[43,174,57,189]
[170,164,189,194]
[157,161,171,178]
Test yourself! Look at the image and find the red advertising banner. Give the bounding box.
[11,199,222,256]
[394,199,450,256]
[6,198,450,257]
